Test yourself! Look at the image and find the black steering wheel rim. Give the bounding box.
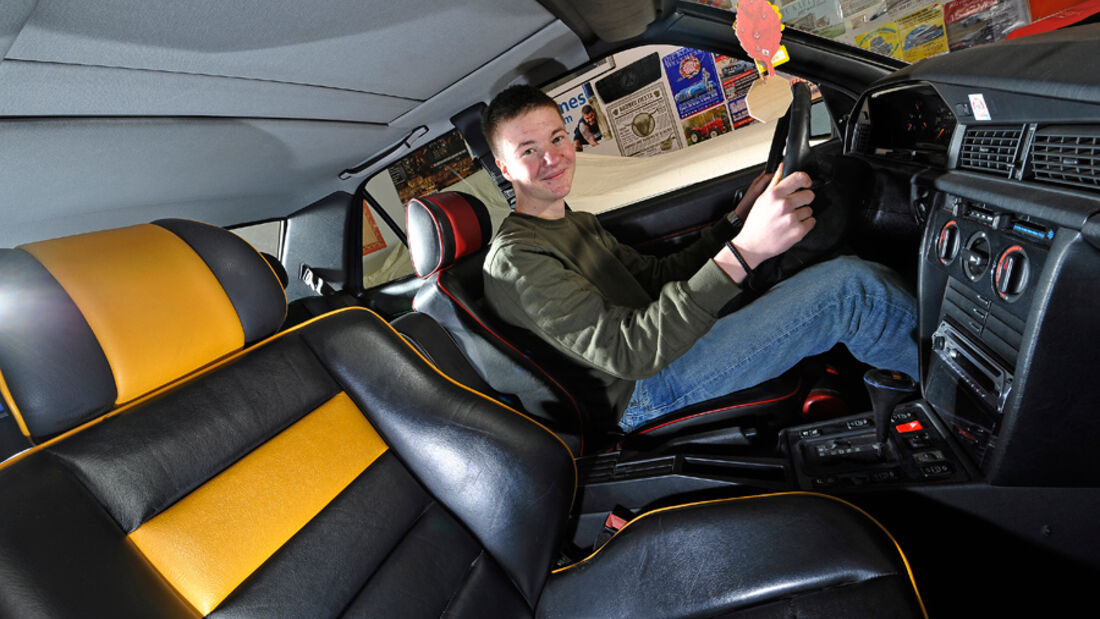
[764,80,813,178]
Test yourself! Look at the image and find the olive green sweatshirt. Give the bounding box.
[483,208,741,420]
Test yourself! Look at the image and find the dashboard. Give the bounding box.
[843,25,1100,487]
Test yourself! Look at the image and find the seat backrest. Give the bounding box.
[0,219,287,442]
[406,192,606,453]
[0,220,574,616]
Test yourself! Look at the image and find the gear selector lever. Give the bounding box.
[864,369,918,445]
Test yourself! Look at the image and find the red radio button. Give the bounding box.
[896,420,924,433]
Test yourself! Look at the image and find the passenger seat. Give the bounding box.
[0,219,926,617]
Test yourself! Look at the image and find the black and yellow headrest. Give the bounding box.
[0,219,287,440]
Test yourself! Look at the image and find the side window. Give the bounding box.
[229,219,283,257]
[360,130,512,289]
[544,45,829,215]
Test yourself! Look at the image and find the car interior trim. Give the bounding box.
[129,391,388,615]
[20,224,245,404]
[551,490,928,617]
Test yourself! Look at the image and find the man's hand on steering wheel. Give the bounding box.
[732,162,816,270]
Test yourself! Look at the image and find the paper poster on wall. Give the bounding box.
[553,82,618,155]
[606,85,685,157]
[682,105,734,145]
[662,48,725,120]
[943,0,1029,50]
[714,55,760,100]
[853,0,949,60]
[780,0,848,38]
[362,201,387,256]
[595,53,684,157]
[728,95,755,128]
[386,130,479,204]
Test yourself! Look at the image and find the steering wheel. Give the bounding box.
[765,80,814,178]
[748,80,856,292]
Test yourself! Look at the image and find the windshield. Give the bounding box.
[683,0,1036,61]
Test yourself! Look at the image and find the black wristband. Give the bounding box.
[725,240,753,276]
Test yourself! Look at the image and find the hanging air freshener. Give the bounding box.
[734,0,792,122]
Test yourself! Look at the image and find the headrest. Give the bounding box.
[406,192,492,278]
[0,219,287,440]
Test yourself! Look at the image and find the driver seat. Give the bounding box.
[401,191,807,454]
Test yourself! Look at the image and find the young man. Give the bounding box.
[481,84,917,433]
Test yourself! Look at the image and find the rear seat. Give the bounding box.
[0,220,927,617]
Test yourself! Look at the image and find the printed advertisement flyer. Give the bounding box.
[943,0,1029,50]
[662,48,724,120]
[682,106,735,144]
[553,82,618,155]
[714,54,760,101]
[606,84,685,157]
[780,0,848,38]
[854,0,949,61]
[729,96,754,128]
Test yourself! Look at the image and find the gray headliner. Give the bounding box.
[0,0,588,246]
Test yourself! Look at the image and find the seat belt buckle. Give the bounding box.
[593,504,636,550]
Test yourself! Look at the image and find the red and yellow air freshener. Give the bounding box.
[734,0,792,122]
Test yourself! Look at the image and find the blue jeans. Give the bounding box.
[619,255,919,432]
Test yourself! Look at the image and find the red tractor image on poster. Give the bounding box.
[686,115,728,144]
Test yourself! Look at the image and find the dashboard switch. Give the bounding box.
[896,420,924,433]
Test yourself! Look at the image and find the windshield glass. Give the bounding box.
[683,0,1038,61]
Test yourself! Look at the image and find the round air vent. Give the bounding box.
[994,245,1029,302]
[936,219,960,265]
[963,232,991,281]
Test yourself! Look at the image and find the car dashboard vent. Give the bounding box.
[1030,126,1100,192]
[958,126,1023,176]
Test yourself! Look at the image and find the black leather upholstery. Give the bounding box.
[403,191,805,452]
[0,221,925,618]
[154,219,287,343]
[539,493,922,618]
[0,248,118,438]
[0,220,285,441]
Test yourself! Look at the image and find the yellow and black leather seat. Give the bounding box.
[0,220,925,617]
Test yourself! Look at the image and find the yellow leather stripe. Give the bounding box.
[128,391,386,615]
[550,491,928,618]
[21,224,244,404]
[0,368,31,439]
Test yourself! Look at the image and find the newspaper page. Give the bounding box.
[606,84,685,157]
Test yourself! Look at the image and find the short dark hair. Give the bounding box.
[481,84,560,157]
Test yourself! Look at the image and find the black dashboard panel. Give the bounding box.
[846,24,1100,487]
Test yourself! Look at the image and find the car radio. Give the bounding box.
[931,320,1013,413]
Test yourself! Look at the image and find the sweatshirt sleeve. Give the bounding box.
[589,214,735,297]
[484,236,741,381]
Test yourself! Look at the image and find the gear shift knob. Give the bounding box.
[864,369,918,444]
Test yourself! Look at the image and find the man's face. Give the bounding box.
[583,110,596,124]
[494,105,576,208]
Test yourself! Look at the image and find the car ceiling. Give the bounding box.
[0,0,609,246]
